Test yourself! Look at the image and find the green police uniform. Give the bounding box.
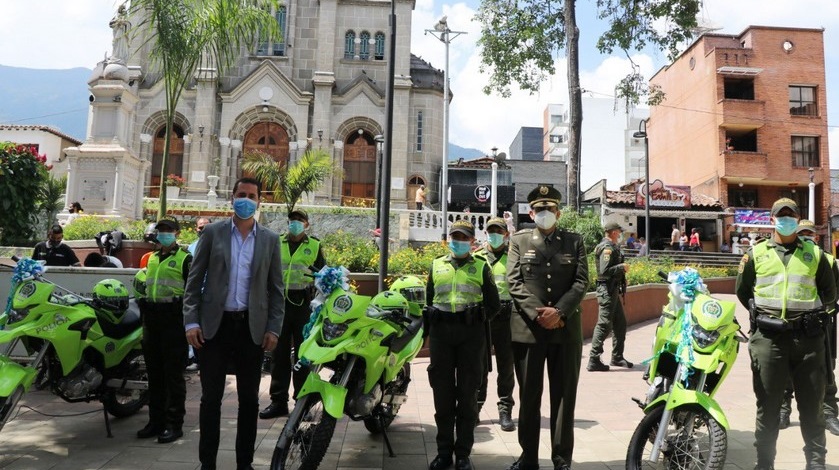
[589,229,630,369]
[736,234,836,469]
[506,185,589,470]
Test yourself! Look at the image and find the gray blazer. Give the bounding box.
[183,219,285,344]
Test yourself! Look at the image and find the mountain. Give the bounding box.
[449,143,484,160]
[0,65,92,140]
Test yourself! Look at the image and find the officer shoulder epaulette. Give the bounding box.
[753,238,768,246]
[309,235,320,241]
[512,228,533,238]
[472,251,488,262]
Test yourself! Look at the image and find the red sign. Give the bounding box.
[475,185,491,202]
[636,180,691,208]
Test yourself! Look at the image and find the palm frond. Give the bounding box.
[242,150,286,198]
[282,149,337,212]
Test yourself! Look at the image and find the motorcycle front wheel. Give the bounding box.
[364,363,411,434]
[271,395,337,470]
[102,350,149,418]
[626,404,726,470]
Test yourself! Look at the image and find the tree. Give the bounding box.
[130,0,281,219]
[476,0,699,211]
[37,174,68,233]
[0,143,51,245]
[241,148,338,214]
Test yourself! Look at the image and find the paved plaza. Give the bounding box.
[0,294,837,469]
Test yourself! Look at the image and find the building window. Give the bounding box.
[374,32,385,60]
[344,31,356,59]
[256,6,287,56]
[791,136,819,167]
[728,188,757,208]
[723,78,754,100]
[359,31,370,60]
[789,85,817,116]
[416,111,423,152]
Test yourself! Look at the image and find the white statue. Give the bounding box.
[109,3,131,62]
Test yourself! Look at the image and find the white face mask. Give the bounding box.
[534,210,557,230]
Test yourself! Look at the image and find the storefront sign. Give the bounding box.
[734,209,771,226]
[635,180,691,208]
[475,185,491,202]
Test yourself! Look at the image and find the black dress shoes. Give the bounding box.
[157,427,183,443]
[259,401,289,419]
[136,422,163,439]
[455,457,473,470]
[429,454,453,470]
[508,461,539,470]
[499,410,516,432]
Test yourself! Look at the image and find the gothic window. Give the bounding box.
[416,111,423,152]
[257,5,287,56]
[374,32,385,60]
[345,31,356,59]
[360,31,371,60]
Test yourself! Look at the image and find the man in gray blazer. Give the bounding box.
[184,177,284,470]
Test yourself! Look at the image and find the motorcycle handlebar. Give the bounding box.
[11,255,20,262]
[658,271,668,282]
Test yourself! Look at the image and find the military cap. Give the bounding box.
[288,208,309,221]
[449,219,475,237]
[796,219,816,234]
[527,185,562,208]
[604,222,623,232]
[155,216,180,231]
[771,197,799,216]
[486,217,507,231]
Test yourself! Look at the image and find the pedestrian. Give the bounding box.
[588,222,633,372]
[689,227,701,252]
[475,217,517,432]
[415,184,426,210]
[636,237,648,257]
[134,216,191,444]
[624,232,636,249]
[188,217,211,255]
[183,177,285,470]
[720,240,731,253]
[777,219,839,436]
[426,219,500,470]
[261,208,326,420]
[679,232,688,251]
[31,224,80,266]
[670,224,680,251]
[506,185,589,470]
[735,198,836,470]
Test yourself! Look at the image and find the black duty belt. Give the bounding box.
[224,310,249,321]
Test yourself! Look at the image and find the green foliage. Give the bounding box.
[242,148,337,213]
[38,173,68,233]
[0,143,51,245]
[375,242,449,277]
[585,255,737,292]
[320,230,379,273]
[62,216,150,242]
[557,208,603,255]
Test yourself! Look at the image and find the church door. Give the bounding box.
[150,125,185,197]
[243,122,289,201]
[342,132,376,206]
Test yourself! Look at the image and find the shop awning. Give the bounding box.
[605,207,728,219]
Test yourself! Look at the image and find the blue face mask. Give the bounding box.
[156,232,177,247]
[288,220,305,236]
[448,240,472,257]
[775,216,798,237]
[233,197,258,219]
[487,233,507,249]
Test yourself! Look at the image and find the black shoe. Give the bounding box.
[259,402,289,419]
[825,415,839,436]
[610,357,634,368]
[555,465,571,470]
[429,454,453,470]
[805,462,826,470]
[455,457,473,470]
[157,427,183,443]
[507,461,539,470]
[499,410,516,432]
[586,357,610,372]
[778,411,790,429]
[136,422,163,439]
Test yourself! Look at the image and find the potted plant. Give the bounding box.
[165,174,186,200]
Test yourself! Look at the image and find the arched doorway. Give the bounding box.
[407,175,427,209]
[243,122,290,201]
[342,132,376,206]
[151,125,185,197]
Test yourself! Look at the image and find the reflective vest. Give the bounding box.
[477,248,510,300]
[753,241,821,318]
[431,255,485,313]
[281,235,320,291]
[145,248,189,303]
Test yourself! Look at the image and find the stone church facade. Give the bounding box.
[84,0,445,210]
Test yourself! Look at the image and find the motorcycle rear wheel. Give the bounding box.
[626,404,726,470]
[0,386,25,433]
[364,363,411,434]
[102,351,149,418]
[271,395,337,470]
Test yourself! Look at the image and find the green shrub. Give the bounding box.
[557,208,603,255]
[378,242,448,277]
[63,216,150,242]
[0,143,51,245]
[321,230,378,273]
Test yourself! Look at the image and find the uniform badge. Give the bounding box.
[803,252,813,262]
[738,254,749,274]
[168,260,177,267]
[540,186,548,195]
[304,248,312,255]
[468,266,477,275]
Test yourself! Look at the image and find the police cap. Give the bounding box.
[796,219,816,234]
[155,216,180,231]
[604,222,623,232]
[288,208,309,221]
[449,219,475,237]
[527,185,561,208]
[486,217,507,231]
[771,198,799,216]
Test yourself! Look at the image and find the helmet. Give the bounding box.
[389,275,426,317]
[92,279,130,313]
[366,291,409,319]
[143,222,158,244]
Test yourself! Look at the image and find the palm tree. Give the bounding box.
[242,148,338,214]
[130,0,281,219]
[37,174,67,232]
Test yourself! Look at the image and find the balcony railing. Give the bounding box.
[717,99,766,129]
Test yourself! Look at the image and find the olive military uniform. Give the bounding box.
[589,233,628,366]
[736,235,836,469]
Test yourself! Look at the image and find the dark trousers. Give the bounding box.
[513,340,582,468]
[416,202,423,210]
[141,302,188,431]
[749,328,827,467]
[269,296,311,403]
[590,285,627,360]
[428,320,486,458]
[198,313,264,468]
[780,315,838,417]
[478,305,516,413]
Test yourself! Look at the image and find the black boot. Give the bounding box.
[778,410,790,429]
[587,356,610,372]
[610,356,634,368]
[499,409,515,432]
[825,414,839,436]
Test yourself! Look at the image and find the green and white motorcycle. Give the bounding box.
[626,268,745,470]
[271,269,426,470]
[0,257,148,436]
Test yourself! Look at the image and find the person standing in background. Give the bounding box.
[32,225,80,267]
[415,184,426,210]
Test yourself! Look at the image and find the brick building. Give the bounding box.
[648,26,830,237]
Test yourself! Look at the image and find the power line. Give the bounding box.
[3,108,88,124]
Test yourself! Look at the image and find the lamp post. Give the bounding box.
[374,134,385,228]
[490,146,498,218]
[426,17,465,240]
[808,166,815,223]
[377,0,397,292]
[633,119,650,247]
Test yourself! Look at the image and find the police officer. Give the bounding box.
[475,216,517,432]
[506,185,589,470]
[261,208,326,419]
[735,198,836,470]
[777,219,839,436]
[587,222,633,372]
[426,220,500,470]
[135,216,191,443]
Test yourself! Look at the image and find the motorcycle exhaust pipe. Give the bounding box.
[104,379,149,391]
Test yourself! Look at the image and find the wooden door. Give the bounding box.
[341,133,376,207]
[243,122,290,201]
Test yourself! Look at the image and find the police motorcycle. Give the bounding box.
[0,257,148,436]
[626,268,745,470]
[271,269,426,470]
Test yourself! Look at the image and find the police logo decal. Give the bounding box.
[332,295,353,314]
[701,300,723,319]
[18,282,36,298]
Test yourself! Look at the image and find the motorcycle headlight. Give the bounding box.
[691,323,720,349]
[322,318,350,341]
[6,308,31,325]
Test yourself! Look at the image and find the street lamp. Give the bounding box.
[633,119,650,248]
[426,17,465,240]
[808,166,815,222]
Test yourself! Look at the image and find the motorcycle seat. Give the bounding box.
[387,316,423,353]
[96,299,142,340]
